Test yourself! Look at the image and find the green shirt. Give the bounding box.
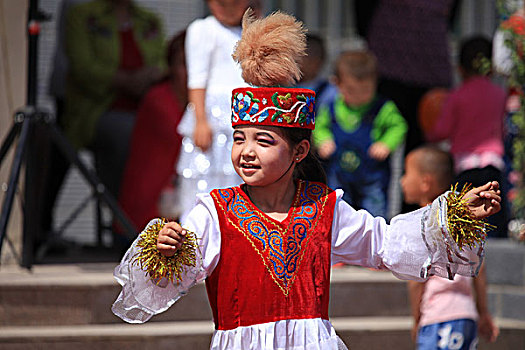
[313,94,407,151]
[64,0,166,149]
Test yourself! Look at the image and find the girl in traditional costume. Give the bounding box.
[112,10,502,350]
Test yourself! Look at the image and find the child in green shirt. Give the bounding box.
[313,50,407,217]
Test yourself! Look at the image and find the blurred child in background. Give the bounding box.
[176,0,252,219]
[427,36,507,238]
[313,50,407,217]
[402,145,499,350]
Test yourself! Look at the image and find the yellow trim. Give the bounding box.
[211,181,330,296]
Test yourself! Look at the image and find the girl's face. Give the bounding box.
[231,126,297,187]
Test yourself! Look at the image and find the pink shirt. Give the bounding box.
[419,275,478,327]
[428,76,506,171]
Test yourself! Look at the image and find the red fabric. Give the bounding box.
[231,87,316,130]
[206,181,337,330]
[112,27,144,112]
[118,81,184,231]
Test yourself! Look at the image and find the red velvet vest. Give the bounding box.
[207,180,337,330]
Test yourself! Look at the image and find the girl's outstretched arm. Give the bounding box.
[112,194,221,323]
[331,187,490,282]
[464,181,501,219]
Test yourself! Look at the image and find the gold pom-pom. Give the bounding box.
[446,183,494,250]
[232,8,306,87]
[132,218,198,284]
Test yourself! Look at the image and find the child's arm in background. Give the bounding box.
[185,19,215,151]
[369,101,407,161]
[189,88,213,151]
[473,264,499,343]
[312,105,336,159]
[408,281,425,342]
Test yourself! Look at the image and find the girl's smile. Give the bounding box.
[231,125,295,187]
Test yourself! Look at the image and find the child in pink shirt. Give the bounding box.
[427,36,507,237]
[401,146,499,349]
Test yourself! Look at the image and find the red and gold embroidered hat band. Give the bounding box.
[231,87,316,130]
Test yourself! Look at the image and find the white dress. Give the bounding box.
[176,16,247,218]
[112,189,483,350]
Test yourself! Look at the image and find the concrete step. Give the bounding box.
[0,264,410,327]
[484,239,525,322]
[2,238,524,328]
[1,317,524,350]
[485,239,525,286]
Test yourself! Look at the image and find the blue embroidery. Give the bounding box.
[215,182,326,292]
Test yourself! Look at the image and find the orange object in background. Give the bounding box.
[418,88,449,137]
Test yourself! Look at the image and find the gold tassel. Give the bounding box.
[446,183,494,250]
[132,218,198,285]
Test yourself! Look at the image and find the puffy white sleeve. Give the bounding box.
[186,17,215,90]
[112,193,221,323]
[331,190,483,282]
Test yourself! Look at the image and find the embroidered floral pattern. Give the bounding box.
[232,91,270,123]
[231,90,315,128]
[212,181,329,295]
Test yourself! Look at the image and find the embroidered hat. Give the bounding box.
[231,87,315,129]
[231,10,315,130]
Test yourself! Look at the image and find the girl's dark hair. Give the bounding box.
[281,128,327,185]
[459,36,492,76]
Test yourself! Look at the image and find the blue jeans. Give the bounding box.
[417,319,478,350]
[328,170,388,217]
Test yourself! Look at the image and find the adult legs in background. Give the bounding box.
[377,78,429,156]
[378,78,429,214]
[93,110,136,201]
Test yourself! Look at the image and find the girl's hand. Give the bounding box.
[465,181,501,219]
[157,221,187,257]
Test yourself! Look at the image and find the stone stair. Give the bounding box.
[485,239,525,323]
[1,239,525,349]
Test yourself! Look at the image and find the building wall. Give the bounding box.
[0,0,28,264]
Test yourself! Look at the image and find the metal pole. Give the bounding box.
[0,114,31,259]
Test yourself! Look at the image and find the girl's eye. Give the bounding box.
[233,137,244,142]
[257,139,274,145]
